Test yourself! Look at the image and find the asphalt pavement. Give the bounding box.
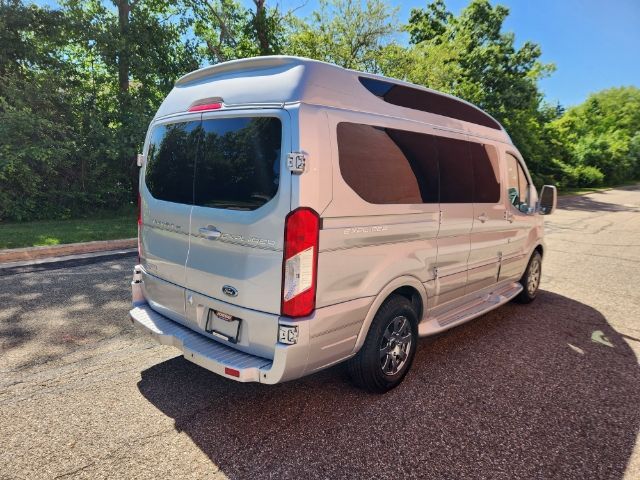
[1,186,639,479]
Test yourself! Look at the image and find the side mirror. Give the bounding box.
[538,185,557,215]
[137,153,144,167]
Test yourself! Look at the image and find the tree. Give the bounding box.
[188,0,286,63]
[0,0,201,221]
[1,0,638,222]
[287,0,400,72]
[549,87,640,185]
[400,0,555,184]
[64,0,201,199]
[0,1,82,220]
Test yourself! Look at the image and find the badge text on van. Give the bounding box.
[151,218,183,232]
[219,232,276,248]
[343,225,388,235]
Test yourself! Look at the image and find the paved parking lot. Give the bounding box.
[1,186,639,479]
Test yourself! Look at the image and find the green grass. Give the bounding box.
[0,210,137,250]
[2,180,638,249]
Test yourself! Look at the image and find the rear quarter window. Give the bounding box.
[336,122,437,204]
[336,122,501,205]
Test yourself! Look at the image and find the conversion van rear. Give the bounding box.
[130,56,557,393]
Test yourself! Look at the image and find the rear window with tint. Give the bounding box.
[145,121,200,205]
[195,117,281,210]
[145,117,282,210]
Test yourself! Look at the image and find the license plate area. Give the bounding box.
[205,309,242,344]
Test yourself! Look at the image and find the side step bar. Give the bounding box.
[419,282,523,336]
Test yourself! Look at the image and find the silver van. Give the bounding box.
[130,56,557,393]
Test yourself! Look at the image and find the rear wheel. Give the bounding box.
[515,251,542,303]
[348,295,418,393]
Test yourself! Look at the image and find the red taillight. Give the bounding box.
[281,208,320,318]
[225,367,240,377]
[188,102,222,112]
[137,193,142,262]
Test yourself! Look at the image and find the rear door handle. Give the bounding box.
[477,213,489,223]
[198,226,222,240]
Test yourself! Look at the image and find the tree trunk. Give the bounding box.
[253,0,270,55]
[116,0,138,201]
[117,0,130,99]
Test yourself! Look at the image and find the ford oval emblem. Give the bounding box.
[222,285,238,297]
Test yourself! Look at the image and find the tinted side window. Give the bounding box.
[386,129,439,203]
[437,136,474,203]
[194,117,282,210]
[359,77,501,130]
[506,154,530,208]
[469,142,500,203]
[145,121,200,204]
[337,123,423,204]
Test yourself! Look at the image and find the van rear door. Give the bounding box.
[185,109,291,316]
[140,114,200,318]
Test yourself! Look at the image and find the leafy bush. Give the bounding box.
[561,164,605,188]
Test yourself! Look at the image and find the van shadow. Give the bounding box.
[138,291,640,479]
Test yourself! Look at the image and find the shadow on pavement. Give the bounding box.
[0,258,135,369]
[138,291,640,479]
[558,193,640,213]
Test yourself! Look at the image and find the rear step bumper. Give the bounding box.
[130,302,314,384]
[130,266,373,384]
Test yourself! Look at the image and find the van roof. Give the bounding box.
[158,56,511,144]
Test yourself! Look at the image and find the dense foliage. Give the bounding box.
[0,0,638,221]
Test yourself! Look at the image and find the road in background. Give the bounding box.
[1,186,639,479]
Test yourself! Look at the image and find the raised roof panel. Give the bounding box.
[159,56,509,143]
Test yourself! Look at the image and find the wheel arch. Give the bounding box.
[516,241,545,280]
[352,276,427,354]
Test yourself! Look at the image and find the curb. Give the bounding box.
[0,238,137,264]
[0,249,137,276]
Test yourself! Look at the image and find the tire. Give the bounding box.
[515,251,542,304]
[348,294,418,393]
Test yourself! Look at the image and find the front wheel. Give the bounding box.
[515,251,542,303]
[348,295,418,393]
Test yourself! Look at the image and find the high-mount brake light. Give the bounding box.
[188,102,222,112]
[281,208,320,318]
